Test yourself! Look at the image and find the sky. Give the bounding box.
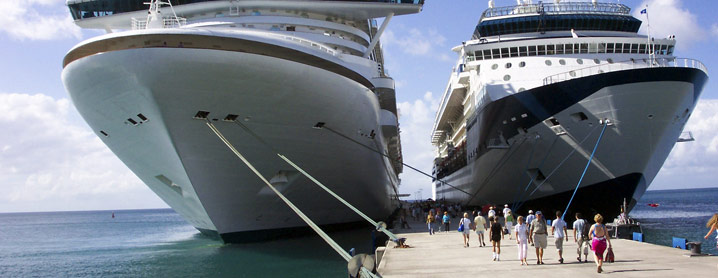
[0,0,716,212]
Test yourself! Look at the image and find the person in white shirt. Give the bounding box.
[515,216,529,266]
[474,211,487,247]
[459,212,472,247]
[488,206,496,219]
[551,210,569,264]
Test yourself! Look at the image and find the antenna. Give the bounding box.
[488,0,495,9]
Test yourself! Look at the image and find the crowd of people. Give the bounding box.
[400,201,718,273]
[402,201,621,273]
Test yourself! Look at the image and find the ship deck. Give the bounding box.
[377,218,716,277]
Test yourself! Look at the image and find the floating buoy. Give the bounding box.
[112,212,115,218]
[648,203,659,208]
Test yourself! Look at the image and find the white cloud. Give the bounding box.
[712,24,718,38]
[0,93,162,212]
[396,92,440,200]
[652,99,718,189]
[383,27,449,59]
[634,0,706,48]
[0,0,81,40]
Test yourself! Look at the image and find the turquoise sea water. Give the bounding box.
[1,187,716,277]
[0,209,377,277]
[628,187,718,256]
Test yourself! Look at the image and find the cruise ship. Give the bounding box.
[62,0,423,242]
[431,0,708,220]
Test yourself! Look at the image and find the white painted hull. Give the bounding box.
[435,69,706,217]
[63,44,398,237]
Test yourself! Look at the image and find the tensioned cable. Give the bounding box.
[464,135,530,205]
[523,123,602,199]
[205,120,378,278]
[321,125,472,197]
[507,133,547,212]
[561,120,609,221]
[230,120,400,241]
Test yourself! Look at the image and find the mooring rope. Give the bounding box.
[204,120,378,278]
[522,123,602,200]
[230,120,400,242]
[561,120,609,220]
[321,125,472,197]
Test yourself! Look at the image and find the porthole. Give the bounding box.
[569,71,577,77]
[576,59,584,65]
[545,60,552,66]
[492,64,499,70]
[505,63,512,69]
[607,58,614,64]
[593,58,600,64]
[519,61,526,67]
[598,70,604,73]
[559,59,566,65]
[518,87,526,92]
[503,74,511,81]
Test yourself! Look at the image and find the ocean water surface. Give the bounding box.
[1,187,716,277]
[0,209,376,277]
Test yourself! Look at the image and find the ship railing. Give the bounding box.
[543,58,708,86]
[131,17,186,30]
[281,36,336,55]
[481,2,630,21]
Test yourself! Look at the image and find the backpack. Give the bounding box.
[580,219,590,240]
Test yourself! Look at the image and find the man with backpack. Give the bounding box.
[573,212,590,262]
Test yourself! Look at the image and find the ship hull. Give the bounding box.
[435,67,708,220]
[62,42,399,241]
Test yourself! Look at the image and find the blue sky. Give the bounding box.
[0,0,716,212]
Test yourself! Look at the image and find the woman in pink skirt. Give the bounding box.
[589,214,611,273]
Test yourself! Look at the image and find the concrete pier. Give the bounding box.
[377,219,716,277]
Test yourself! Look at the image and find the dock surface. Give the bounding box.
[378,219,716,277]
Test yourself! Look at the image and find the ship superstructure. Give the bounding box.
[62,0,423,242]
[431,0,707,219]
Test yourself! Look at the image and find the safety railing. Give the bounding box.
[481,2,630,21]
[543,58,708,86]
[131,17,186,30]
[281,36,336,55]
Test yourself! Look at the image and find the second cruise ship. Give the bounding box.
[431,0,708,220]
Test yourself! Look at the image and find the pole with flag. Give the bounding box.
[641,6,654,66]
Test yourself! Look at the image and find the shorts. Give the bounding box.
[463,229,471,235]
[476,230,485,235]
[533,233,547,249]
[555,237,564,251]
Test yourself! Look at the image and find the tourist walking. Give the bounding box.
[515,216,529,265]
[474,211,487,247]
[573,212,590,262]
[427,210,435,235]
[526,210,536,246]
[505,209,515,240]
[589,213,612,273]
[459,212,472,247]
[705,213,718,249]
[442,211,451,233]
[551,211,568,263]
[530,211,547,264]
[489,216,502,261]
[488,206,496,219]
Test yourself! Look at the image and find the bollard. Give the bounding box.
[686,242,702,256]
